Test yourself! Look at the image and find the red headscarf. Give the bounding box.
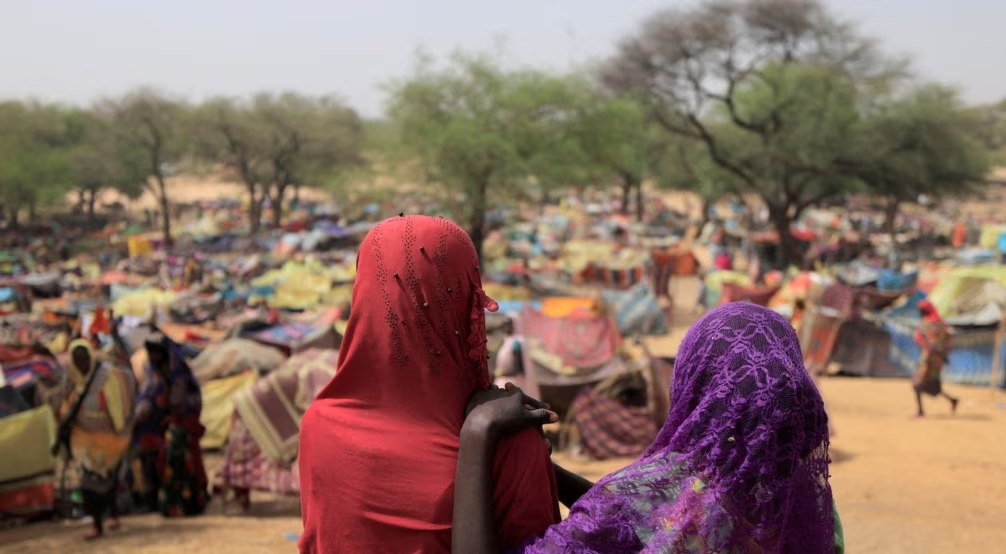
[918,299,942,323]
[916,299,951,352]
[298,216,559,554]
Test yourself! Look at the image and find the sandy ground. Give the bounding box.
[4,377,1003,554]
[3,256,1006,552]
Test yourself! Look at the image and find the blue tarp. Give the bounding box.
[883,313,1006,388]
[602,283,669,337]
[877,270,919,292]
[494,300,541,314]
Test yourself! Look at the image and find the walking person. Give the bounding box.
[913,300,959,417]
[53,339,136,540]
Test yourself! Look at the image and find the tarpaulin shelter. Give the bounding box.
[0,405,57,519]
[190,339,286,383]
[602,284,669,337]
[880,271,1006,387]
[231,348,337,464]
[884,315,1006,387]
[703,271,750,308]
[200,371,258,450]
[243,322,340,356]
[517,305,623,418]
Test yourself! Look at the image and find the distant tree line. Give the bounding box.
[0,90,364,245]
[1,0,1004,264]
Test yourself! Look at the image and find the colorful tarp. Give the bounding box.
[0,405,56,484]
[602,284,669,337]
[199,371,258,450]
[232,349,337,463]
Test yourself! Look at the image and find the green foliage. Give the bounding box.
[67,109,149,213]
[385,51,587,257]
[99,89,188,243]
[199,92,365,228]
[853,85,991,230]
[967,97,1006,164]
[0,102,76,224]
[603,0,909,263]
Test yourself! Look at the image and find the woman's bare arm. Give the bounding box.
[553,463,594,509]
[453,415,505,554]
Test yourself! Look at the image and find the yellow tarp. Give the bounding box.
[0,405,57,483]
[112,288,177,318]
[127,236,154,258]
[979,225,1006,249]
[483,284,532,302]
[251,261,356,310]
[926,265,1006,317]
[199,371,257,450]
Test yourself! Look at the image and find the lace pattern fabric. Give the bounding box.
[519,303,834,553]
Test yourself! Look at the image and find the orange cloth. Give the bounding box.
[541,297,596,318]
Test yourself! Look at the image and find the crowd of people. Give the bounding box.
[52,324,208,540]
[21,194,980,553]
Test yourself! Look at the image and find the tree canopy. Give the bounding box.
[602,0,905,263]
[386,52,586,260]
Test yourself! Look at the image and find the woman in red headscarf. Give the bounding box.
[913,299,959,418]
[298,215,560,553]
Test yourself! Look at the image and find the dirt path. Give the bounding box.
[4,377,1003,554]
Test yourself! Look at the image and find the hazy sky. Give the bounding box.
[1,0,1003,117]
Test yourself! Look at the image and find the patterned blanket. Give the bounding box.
[232,348,337,463]
[570,387,657,460]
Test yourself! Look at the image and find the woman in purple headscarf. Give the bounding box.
[456,303,844,553]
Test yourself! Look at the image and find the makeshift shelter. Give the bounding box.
[0,405,57,519]
[602,284,669,337]
[242,322,340,356]
[563,343,671,461]
[231,348,337,464]
[703,271,750,308]
[881,272,1006,387]
[190,339,286,383]
[200,371,258,450]
[518,305,623,418]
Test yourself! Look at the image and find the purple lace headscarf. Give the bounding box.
[520,303,833,553]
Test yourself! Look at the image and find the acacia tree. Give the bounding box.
[854,85,991,240]
[574,93,674,221]
[101,89,187,246]
[386,53,584,261]
[603,0,896,264]
[66,110,147,219]
[0,102,75,226]
[253,93,365,228]
[196,97,270,232]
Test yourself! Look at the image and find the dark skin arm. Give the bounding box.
[466,386,596,507]
[453,385,559,554]
[553,463,595,509]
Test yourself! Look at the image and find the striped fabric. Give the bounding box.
[232,349,337,463]
[570,387,657,460]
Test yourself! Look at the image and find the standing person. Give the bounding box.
[454,303,844,554]
[130,333,208,516]
[493,314,526,391]
[913,300,959,418]
[298,215,560,554]
[54,339,136,540]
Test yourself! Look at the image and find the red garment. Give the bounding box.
[915,300,952,352]
[298,216,560,554]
